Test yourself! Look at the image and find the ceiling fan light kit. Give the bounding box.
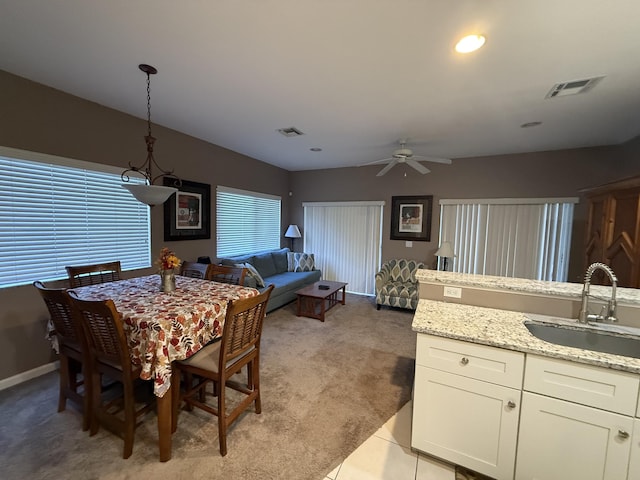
[362,139,452,177]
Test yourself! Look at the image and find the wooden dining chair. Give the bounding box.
[33,281,91,431]
[180,261,209,279]
[66,261,122,288]
[205,264,247,286]
[68,292,154,459]
[172,284,274,456]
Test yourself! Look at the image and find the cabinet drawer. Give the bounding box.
[524,355,640,415]
[416,334,524,389]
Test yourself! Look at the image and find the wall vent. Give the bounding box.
[545,76,605,99]
[277,126,305,137]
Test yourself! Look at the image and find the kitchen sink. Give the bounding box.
[524,313,640,359]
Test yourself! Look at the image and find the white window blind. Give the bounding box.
[303,201,384,295]
[0,147,150,288]
[439,197,577,282]
[216,186,281,257]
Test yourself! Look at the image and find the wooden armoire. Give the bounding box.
[582,175,640,288]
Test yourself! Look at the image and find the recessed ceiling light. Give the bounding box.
[310,147,322,152]
[521,121,542,128]
[455,34,486,53]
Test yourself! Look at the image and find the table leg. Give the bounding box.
[157,386,172,462]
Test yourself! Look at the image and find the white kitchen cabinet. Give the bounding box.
[628,419,640,479]
[515,355,639,480]
[515,392,633,480]
[412,335,523,480]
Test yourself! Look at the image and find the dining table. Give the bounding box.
[71,273,259,461]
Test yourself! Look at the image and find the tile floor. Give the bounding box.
[322,400,456,480]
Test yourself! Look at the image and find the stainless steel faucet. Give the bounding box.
[578,262,618,323]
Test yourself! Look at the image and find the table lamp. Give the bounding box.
[435,241,456,271]
[285,224,302,251]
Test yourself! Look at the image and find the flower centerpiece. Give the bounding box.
[157,247,181,292]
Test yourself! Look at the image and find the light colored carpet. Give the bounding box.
[0,294,416,480]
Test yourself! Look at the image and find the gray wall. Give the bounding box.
[290,146,639,280]
[1,68,639,382]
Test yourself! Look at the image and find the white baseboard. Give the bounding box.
[0,361,59,392]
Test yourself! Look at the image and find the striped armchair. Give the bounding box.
[375,259,425,310]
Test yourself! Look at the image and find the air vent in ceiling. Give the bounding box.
[545,76,605,99]
[277,127,305,137]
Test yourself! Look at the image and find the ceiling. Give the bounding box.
[1,1,640,172]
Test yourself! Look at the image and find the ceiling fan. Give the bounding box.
[363,139,452,177]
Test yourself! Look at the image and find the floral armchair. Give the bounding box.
[375,259,425,310]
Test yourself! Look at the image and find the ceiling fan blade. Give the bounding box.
[406,159,430,174]
[412,155,452,165]
[376,160,398,176]
[360,157,393,166]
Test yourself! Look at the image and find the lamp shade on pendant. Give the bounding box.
[122,184,177,206]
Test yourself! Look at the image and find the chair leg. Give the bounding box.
[253,359,261,414]
[217,377,227,457]
[89,369,101,436]
[122,381,136,459]
[81,364,91,432]
[58,355,70,412]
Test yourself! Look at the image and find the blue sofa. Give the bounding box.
[218,247,321,312]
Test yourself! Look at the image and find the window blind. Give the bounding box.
[0,147,150,288]
[303,201,384,295]
[216,186,281,257]
[439,197,577,282]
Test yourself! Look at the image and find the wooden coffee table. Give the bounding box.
[296,280,347,322]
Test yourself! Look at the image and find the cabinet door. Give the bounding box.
[412,365,520,480]
[629,419,640,480]
[516,392,633,480]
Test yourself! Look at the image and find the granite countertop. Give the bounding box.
[413,299,640,375]
[416,269,640,306]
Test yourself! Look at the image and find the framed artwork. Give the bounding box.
[390,195,433,241]
[163,178,211,241]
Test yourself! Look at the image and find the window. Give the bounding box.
[216,186,281,257]
[439,197,578,282]
[0,146,150,288]
[303,201,384,295]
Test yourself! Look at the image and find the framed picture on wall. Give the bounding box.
[163,178,211,241]
[390,195,433,241]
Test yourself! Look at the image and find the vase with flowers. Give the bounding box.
[157,247,181,292]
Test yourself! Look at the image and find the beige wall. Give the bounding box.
[1,68,639,382]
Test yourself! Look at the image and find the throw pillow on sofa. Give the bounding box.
[287,252,315,272]
[235,262,266,288]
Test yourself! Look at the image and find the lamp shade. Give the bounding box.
[122,184,177,206]
[434,241,456,258]
[284,224,302,238]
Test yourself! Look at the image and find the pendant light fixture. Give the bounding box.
[122,64,181,206]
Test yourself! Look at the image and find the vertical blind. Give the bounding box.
[216,186,281,257]
[0,147,150,288]
[439,198,577,282]
[303,201,384,295]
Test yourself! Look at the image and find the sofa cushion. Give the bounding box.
[252,252,278,278]
[234,262,265,288]
[271,248,290,273]
[287,252,315,272]
[220,253,255,267]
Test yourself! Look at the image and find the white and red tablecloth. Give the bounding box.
[71,274,259,397]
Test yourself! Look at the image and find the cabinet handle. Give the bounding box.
[460,357,469,365]
[507,401,517,409]
[618,430,629,439]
